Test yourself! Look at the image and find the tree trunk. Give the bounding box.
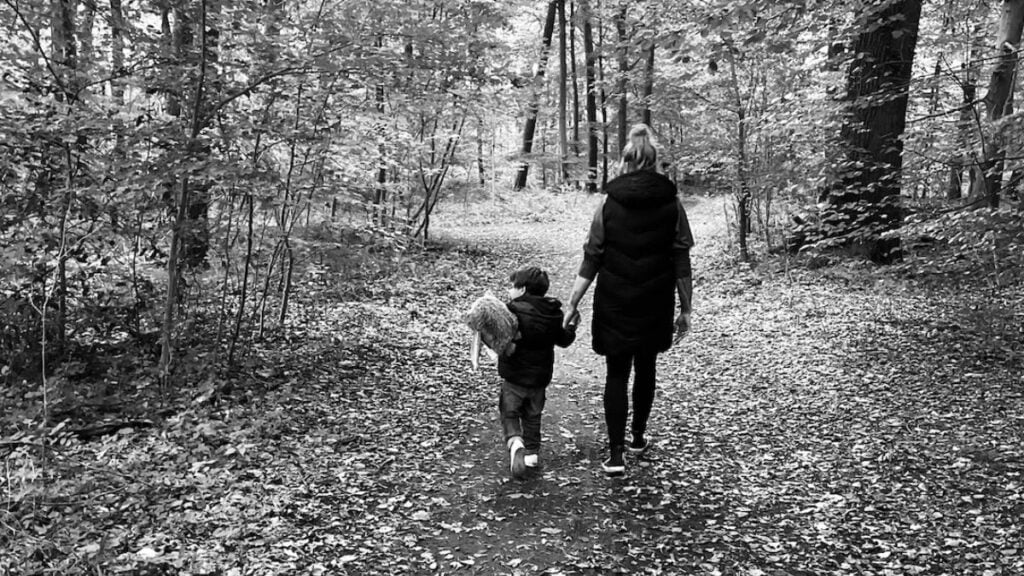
[477,117,487,186]
[228,193,254,367]
[78,0,95,83]
[824,0,922,264]
[513,0,559,190]
[50,0,77,100]
[581,0,599,193]
[558,0,569,183]
[980,0,1024,208]
[570,0,580,161]
[109,0,126,102]
[159,0,208,383]
[598,6,609,187]
[167,1,191,117]
[949,65,978,200]
[614,7,628,154]
[375,36,388,224]
[642,38,654,127]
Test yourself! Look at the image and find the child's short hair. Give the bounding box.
[510,266,549,296]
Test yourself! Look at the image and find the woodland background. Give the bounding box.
[1,0,1023,573]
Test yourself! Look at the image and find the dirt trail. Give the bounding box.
[418,190,1023,576]
[422,194,729,574]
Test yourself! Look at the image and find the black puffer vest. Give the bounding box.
[592,170,679,356]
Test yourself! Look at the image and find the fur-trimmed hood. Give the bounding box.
[605,170,677,208]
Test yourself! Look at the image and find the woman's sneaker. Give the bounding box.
[602,445,626,476]
[524,454,539,468]
[628,433,650,455]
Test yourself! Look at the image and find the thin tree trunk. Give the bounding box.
[727,50,751,261]
[159,0,208,384]
[228,194,253,366]
[513,0,559,190]
[558,0,569,183]
[78,0,95,85]
[614,7,628,154]
[375,36,388,223]
[980,0,1024,208]
[110,0,126,102]
[477,117,487,186]
[50,0,77,101]
[581,0,598,193]
[642,38,654,126]
[570,0,580,161]
[598,5,609,186]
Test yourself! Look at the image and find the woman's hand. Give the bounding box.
[564,307,581,329]
[673,311,691,344]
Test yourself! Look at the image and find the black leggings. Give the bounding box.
[604,349,658,447]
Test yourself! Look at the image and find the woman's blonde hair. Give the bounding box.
[620,123,658,173]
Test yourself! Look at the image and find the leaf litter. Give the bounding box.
[2,192,1022,575]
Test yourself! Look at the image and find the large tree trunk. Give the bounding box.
[581,0,598,193]
[513,0,558,190]
[979,0,1024,208]
[823,0,922,264]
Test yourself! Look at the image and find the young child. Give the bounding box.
[498,266,579,479]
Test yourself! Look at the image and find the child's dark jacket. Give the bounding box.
[498,294,576,388]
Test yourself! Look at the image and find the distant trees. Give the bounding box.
[0,0,515,383]
[2,0,1022,391]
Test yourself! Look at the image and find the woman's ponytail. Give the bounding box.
[620,123,658,173]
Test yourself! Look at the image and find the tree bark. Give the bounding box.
[109,0,126,102]
[614,6,628,154]
[598,4,609,187]
[50,0,76,100]
[824,0,922,264]
[979,0,1024,208]
[570,0,580,161]
[78,0,95,83]
[581,0,599,193]
[513,0,559,190]
[159,0,208,384]
[558,0,569,183]
[642,38,654,127]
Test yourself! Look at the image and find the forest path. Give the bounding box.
[417,192,730,573]
[412,191,1024,575]
[16,192,1023,576]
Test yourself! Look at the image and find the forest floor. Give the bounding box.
[3,191,1024,576]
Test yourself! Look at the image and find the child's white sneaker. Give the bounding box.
[524,454,539,468]
[509,438,527,479]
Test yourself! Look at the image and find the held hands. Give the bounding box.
[673,311,691,344]
[564,307,581,330]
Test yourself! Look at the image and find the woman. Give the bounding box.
[565,123,694,476]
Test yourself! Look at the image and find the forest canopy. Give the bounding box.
[1,0,1022,380]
